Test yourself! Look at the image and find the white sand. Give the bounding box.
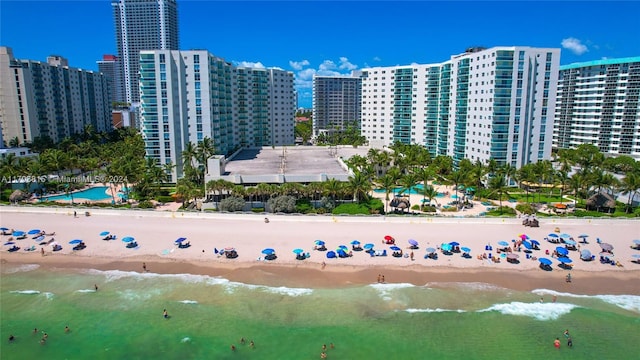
[1,206,639,273]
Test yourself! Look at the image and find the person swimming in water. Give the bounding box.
[250,340,255,348]
[8,335,15,342]
[65,326,70,333]
[163,309,168,319]
[554,337,561,349]
[564,329,570,338]
[567,337,573,347]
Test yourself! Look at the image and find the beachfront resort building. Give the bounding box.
[312,73,362,136]
[554,57,640,158]
[97,54,123,105]
[360,46,561,168]
[112,0,179,104]
[139,50,295,181]
[0,47,112,147]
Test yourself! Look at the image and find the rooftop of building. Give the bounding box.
[560,56,640,70]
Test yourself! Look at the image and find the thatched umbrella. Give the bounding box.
[9,189,26,203]
[585,192,616,212]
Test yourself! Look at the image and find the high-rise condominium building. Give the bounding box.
[312,73,362,136]
[97,54,124,104]
[554,57,640,157]
[112,0,179,104]
[0,47,111,146]
[361,46,560,168]
[139,50,295,181]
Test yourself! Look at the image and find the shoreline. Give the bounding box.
[3,253,639,296]
[1,207,639,296]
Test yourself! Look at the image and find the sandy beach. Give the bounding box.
[2,206,639,295]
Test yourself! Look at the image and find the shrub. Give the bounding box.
[319,196,335,211]
[267,195,296,213]
[411,204,420,210]
[251,207,265,213]
[332,203,370,215]
[295,199,314,213]
[486,206,517,216]
[515,203,535,214]
[421,205,436,212]
[368,198,384,214]
[136,200,155,209]
[156,195,174,203]
[219,196,246,212]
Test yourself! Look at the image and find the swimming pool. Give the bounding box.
[373,185,446,197]
[41,186,113,202]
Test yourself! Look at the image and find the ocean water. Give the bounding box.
[1,264,639,360]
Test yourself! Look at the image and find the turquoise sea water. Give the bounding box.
[1,264,639,360]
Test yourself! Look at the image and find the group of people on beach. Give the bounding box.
[376,274,386,283]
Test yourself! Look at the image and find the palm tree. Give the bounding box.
[421,185,439,207]
[347,172,371,203]
[414,166,435,204]
[488,174,509,214]
[398,173,418,200]
[448,169,467,205]
[323,178,343,203]
[196,137,215,175]
[555,169,570,204]
[619,172,640,213]
[376,174,397,214]
[568,173,584,206]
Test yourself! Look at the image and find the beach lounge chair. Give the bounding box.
[8,245,20,252]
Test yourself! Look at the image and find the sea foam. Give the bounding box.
[478,301,578,321]
[179,300,198,304]
[3,264,40,274]
[369,283,416,301]
[9,290,41,295]
[405,308,466,313]
[532,289,640,313]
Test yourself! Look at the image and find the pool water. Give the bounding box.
[41,187,113,202]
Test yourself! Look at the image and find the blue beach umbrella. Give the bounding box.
[350,240,361,245]
[390,246,401,251]
[461,247,471,253]
[99,231,110,237]
[426,247,436,254]
[557,257,572,264]
[556,247,569,256]
[12,231,25,237]
[531,240,540,246]
[497,241,509,247]
[337,245,348,250]
[314,240,325,246]
[262,248,275,255]
[631,254,640,259]
[363,243,375,250]
[326,251,336,259]
[449,241,460,247]
[122,236,135,243]
[0,227,8,231]
[28,229,41,235]
[578,234,589,239]
[441,243,453,252]
[174,237,187,244]
[633,239,640,245]
[564,239,577,246]
[548,233,559,238]
[538,258,552,265]
[4,241,15,246]
[522,240,532,249]
[34,235,45,242]
[69,239,82,245]
[409,239,419,246]
[560,233,571,239]
[293,248,304,254]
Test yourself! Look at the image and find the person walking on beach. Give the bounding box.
[94,284,98,291]
[143,263,147,272]
[377,274,381,283]
[41,247,45,257]
[321,261,326,270]
[410,251,414,261]
[73,211,77,218]
[381,275,385,283]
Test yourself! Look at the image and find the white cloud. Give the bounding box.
[338,57,358,70]
[234,61,266,68]
[289,59,310,70]
[561,37,589,55]
[319,60,337,71]
[373,56,381,61]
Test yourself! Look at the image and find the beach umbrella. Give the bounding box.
[4,241,15,246]
[122,236,135,243]
[293,248,304,254]
[531,240,540,246]
[314,240,325,246]
[557,257,572,264]
[224,247,235,252]
[507,253,519,260]
[69,239,82,245]
[449,241,460,247]
[363,243,375,250]
[461,247,471,253]
[564,239,577,246]
[99,231,110,237]
[599,252,614,258]
[538,258,552,266]
[560,233,571,239]
[350,240,361,245]
[34,235,44,242]
[390,246,401,251]
[599,243,614,252]
[262,248,275,255]
[426,247,436,254]
[0,227,8,231]
[633,239,640,245]
[337,245,348,251]
[408,239,419,246]
[556,247,569,256]
[578,234,589,239]
[580,249,592,259]
[214,248,219,254]
[174,237,187,244]
[28,229,41,235]
[326,251,336,259]
[631,254,640,259]
[337,249,348,257]
[522,240,532,250]
[384,235,394,241]
[548,233,559,238]
[497,241,509,247]
[441,243,453,252]
[12,231,25,237]
[518,234,529,240]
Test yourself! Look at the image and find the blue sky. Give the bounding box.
[2,1,639,108]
